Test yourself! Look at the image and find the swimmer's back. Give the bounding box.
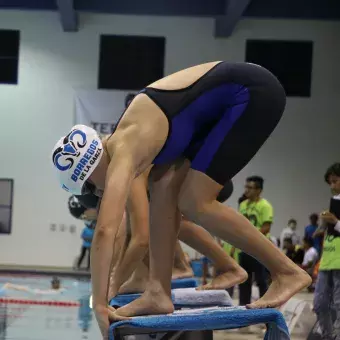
[147,61,222,90]
[111,61,223,135]
[109,61,224,141]
[106,61,258,174]
[110,61,223,136]
[105,63,223,171]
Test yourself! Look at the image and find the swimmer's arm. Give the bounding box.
[110,173,150,296]
[91,151,136,308]
[4,283,31,292]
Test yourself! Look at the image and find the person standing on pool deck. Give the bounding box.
[237,176,273,307]
[51,61,311,338]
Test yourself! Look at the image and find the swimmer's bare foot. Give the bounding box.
[113,286,174,319]
[247,268,312,309]
[197,266,248,290]
[118,275,148,294]
[171,267,194,280]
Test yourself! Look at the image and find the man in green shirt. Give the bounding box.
[237,176,274,306]
[314,163,340,340]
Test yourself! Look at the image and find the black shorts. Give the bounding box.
[146,62,286,184]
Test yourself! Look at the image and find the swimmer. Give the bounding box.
[110,173,246,295]
[90,174,246,295]
[51,61,311,337]
[74,174,247,297]
[68,195,98,221]
[3,277,66,295]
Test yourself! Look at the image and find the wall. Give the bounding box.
[0,10,339,265]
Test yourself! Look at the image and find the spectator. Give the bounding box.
[304,213,322,255]
[301,237,319,274]
[237,176,273,306]
[283,238,304,265]
[280,219,299,249]
[77,221,95,271]
[313,162,340,339]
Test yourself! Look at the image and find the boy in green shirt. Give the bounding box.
[237,176,274,306]
[314,163,340,340]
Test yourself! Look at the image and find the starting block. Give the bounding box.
[171,278,198,289]
[109,306,290,340]
[109,287,290,340]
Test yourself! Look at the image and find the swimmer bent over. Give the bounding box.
[51,61,311,338]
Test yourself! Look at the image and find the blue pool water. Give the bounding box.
[0,273,101,340]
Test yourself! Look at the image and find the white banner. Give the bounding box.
[74,89,136,134]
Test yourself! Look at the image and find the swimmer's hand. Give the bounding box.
[94,305,110,339]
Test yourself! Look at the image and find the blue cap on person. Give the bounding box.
[51,124,103,195]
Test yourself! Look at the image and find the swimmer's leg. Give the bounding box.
[172,240,194,280]
[112,161,190,319]
[176,64,310,308]
[118,260,149,294]
[118,238,193,294]
[178,170,311,309]
[178,218,247,290]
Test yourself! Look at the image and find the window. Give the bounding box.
[98,34,165,90]
[0,30,20,85]
[245,40,313,97]
[0,179,14,234]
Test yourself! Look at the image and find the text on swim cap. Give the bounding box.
[71,139,102,183]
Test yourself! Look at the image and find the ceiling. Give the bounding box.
[0,0,339,36]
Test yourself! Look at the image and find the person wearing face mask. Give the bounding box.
[280,219,299,250]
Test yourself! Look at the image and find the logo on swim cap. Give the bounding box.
[51,125,103,195]
[52,129,87,171]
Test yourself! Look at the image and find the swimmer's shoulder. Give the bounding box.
[147,61,223,91]
[105,94,168,168]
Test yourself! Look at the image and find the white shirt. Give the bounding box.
[270,236,279,247]
[280,227,299,249]
[302,247,319,267]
